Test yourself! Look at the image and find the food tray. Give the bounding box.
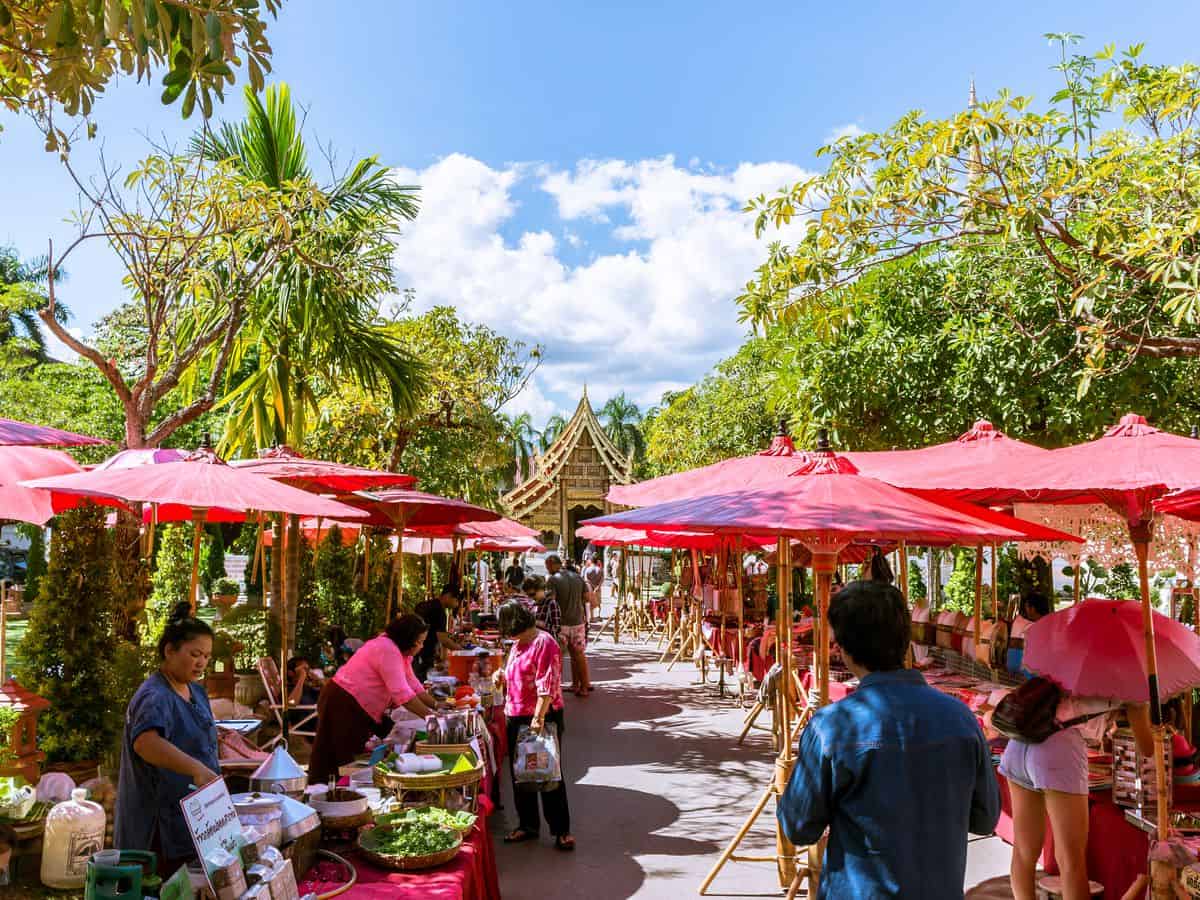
[373,754,483,791]
[414,741,476,756]
[356,824,463,871]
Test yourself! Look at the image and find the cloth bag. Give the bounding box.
[513,723,562,792]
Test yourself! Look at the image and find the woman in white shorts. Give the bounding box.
[999,695,1152,900]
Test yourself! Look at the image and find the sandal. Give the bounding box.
[555,835,576,852]
[504,828,538,843]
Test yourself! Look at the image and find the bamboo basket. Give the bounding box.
[373,752,484,812]
[356,824,463,872]
[414,741,475,757]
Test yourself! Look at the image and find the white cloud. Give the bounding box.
[43,326,83,363]
[825,122,865,143]
[390,153,814,424]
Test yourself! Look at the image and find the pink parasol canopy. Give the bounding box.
[452,517,540,540]
[0,447,124,525]
[607,427,808,506]
[350,489,502,532]
[91,448,188,470]
[0,417,111,447]
[576,523,773,552]
[1023,600,1200,702]
[851,420,1052,496]
[23,446,369,522]
[587,451,1030,546]
[231,445,416,493]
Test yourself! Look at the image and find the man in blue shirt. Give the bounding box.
[778,580,1000,899]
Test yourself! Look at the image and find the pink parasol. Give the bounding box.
[231,445,416,493]
[0,447,124,525]
[0,417,111,447]
[607,425,807,506]
[452,517,540,540]
[1023,600,1200,703]
[350,489,502,531]
[24,447,369,523]
[91,448,188,470]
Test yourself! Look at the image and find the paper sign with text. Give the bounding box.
[180,779,244,889]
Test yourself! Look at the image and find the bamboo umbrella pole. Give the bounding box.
[776,537,796,886]
[279,520,289,736]
[425,552,433,599]
[1134,537,1170,845]
[991,543,998,619]
[252,520,264,587]
[973,547,984,650]
[362,530,371,592]
[0,582,7,683]
[737,540,746,682]
[1074,565,1082,605]
[812,549,835,708]
[898,541,909,600]
[615,547,625,644]
[189,514,204,612]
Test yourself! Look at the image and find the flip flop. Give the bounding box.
[555,835,576,852]
[504,829,538,843]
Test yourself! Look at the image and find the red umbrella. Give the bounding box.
[851,420,1052,497]
[0,417,111,447]
[452,517,540,540]
[92,448,188,470]
[1023,600,1200,703]
[231,445,416,493]
[350,489,502,532]
[607,426,807,506]
[0,447,124,526]
[948,412,1200,847]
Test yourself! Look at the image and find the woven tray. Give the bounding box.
[373,755,483,791]
[414,741,475,756]
[357,824,463,871]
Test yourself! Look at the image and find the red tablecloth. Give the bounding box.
[995,774,1200,900]
[300,811,500,900]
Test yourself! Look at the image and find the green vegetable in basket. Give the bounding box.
[366,822,458,857]
[387,807,477,833]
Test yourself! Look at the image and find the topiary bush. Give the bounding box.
[145,524,193,646]
[202,525,226,597]
[17,523,46,602]
[907,559,927,601]
[18,504,120,762]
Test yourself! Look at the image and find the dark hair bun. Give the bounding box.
[169,601,193,623]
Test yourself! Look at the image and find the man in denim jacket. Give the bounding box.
[778,580,1000,899]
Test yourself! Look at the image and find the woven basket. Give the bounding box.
[373,755,483,791]
[414,741,475,756]
[356,824,463,872]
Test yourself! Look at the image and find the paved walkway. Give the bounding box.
[491,627,1016,898]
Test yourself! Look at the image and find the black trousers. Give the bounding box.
[506,708,570,836]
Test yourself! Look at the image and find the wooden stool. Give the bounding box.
[1036,875,1103,898]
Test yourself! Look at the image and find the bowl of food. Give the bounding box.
[356,818,464,871]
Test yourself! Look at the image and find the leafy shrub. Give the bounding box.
[214,578,240,596]
[145,524,193,645]
[202,525,226,596]
[18,504,119,762]
[16,524,46,601]
[218,604,273,673]
[907,560,927,601]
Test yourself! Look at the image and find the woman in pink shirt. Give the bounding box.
[308,615,440,784]
[494,600,574,851]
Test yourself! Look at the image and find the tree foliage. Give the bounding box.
[145,523,191,645]
[599,392,645,463]
[18,504,118,762]
[0,0,279,143]
[742,37,1200,393]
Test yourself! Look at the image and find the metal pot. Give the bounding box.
[277,796,320,843]
[307,788,370,821]
[249,747,307,799]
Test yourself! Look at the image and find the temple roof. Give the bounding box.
[0,678,50,712]
[503,391,633,522]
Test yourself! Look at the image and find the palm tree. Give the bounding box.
[499,412,538,485]
[198,84,426,643]
[539,413,567,451]
[0,248,69,362]
[199,84,426,455]
[600,392,645,462]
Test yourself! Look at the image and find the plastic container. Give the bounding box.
[41,788,106,889]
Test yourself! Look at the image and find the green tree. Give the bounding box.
[499,411,538,485]
[202,525,226,597]
[204,84,426,456]
[18,504,118,762]
[907,560,927,601]
[539,413,567,451]
[0,247,70,364]
[1,1,279,144]
[16,523,46,602]
[741,37,1200,395]
[0,359,125,462]
[600,392,644,463]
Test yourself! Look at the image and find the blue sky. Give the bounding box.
[3,1,1198,428]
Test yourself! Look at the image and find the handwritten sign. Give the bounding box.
[180,779,244,889]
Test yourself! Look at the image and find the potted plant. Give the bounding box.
[211,578,240,618]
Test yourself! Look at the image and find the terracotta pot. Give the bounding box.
[212,593,237,618]
[235,673,266,708]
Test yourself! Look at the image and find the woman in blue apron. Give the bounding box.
[115,603,220,873]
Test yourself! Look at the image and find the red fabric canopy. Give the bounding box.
[587,451,1030,547]
[956,414,1200,526]
[453,517,540,540]
[607,431,807,506]
[92,448,188,470]
[231,446,416,493]
[0,417,110,447]
[350,489,502,532]
[848,420,1052,496]
[24,447,369,522]
[0,447,124,525]
[575,523,775,551]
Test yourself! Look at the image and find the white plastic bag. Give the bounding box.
[513,723,561,792]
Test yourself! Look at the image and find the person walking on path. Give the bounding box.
[778,580,1000,899]
[582,556,604,624]
[495,600,575,851]
[547,554,591,696]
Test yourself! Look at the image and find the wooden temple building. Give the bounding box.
[503,390,633,560]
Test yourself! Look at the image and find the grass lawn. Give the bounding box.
[3,613,28,674]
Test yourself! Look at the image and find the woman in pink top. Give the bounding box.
[494,600,574,851]
[308,615,440,784]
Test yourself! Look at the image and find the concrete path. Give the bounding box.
[491,629,1016,899]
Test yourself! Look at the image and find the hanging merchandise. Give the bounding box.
[41,788,106,889]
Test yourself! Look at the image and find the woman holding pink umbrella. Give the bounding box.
[998,599,1197,900]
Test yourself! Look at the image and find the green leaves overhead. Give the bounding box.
[1,0,281,146]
